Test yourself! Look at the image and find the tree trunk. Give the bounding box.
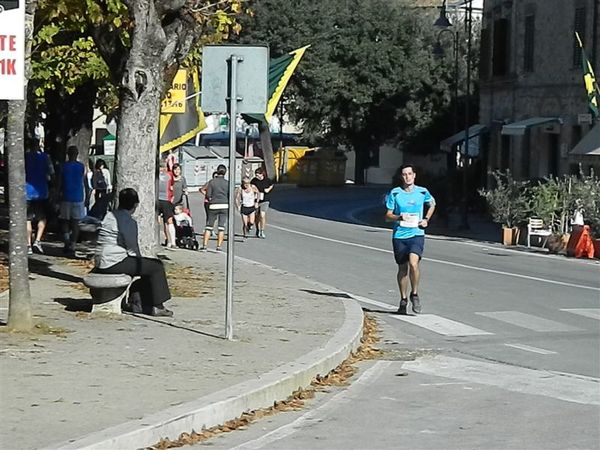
[6,2,37,331]
[353,144,368,185]
[66,81,96,164]
[259,122,276,180]
[114,1,166,256]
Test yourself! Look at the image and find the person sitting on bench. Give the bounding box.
[94,188,173,317]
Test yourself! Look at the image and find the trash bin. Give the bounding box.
[297,148,347,187]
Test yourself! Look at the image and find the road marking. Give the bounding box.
[391,314,494,336]
[504,343,557,355]
[560,308,600,320]
[270,224,600,292]
[476,311,581,332]
[403,355,600,406]
[230,360,393,450]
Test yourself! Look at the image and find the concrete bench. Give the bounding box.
[83,273,140,314]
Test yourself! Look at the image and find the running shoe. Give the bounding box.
[410,293,421,314]
[32,241,44,254]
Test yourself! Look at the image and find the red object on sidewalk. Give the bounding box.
[566,225,595,258]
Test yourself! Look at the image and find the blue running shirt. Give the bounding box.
[385,185,435,239]
[61,161,85,202]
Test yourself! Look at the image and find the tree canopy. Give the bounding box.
[236,0,465,180]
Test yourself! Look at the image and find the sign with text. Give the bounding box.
[0,0,25,100]
[161,69,187,114]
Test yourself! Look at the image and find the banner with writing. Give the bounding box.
[0,1,25,100]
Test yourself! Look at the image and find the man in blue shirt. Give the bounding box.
[385,164,436,315]
[58,146,86,255]
[25,140,54,254]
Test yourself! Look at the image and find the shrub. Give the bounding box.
[478,170,528,228]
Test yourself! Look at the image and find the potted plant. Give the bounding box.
[479,170,528,245]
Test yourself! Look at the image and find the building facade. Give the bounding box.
[479,0,600,181]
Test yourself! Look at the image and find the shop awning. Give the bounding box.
[440,124,487,152]
[501,117,562,136]
[570,125,600,156]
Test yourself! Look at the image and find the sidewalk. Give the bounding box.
[0,245,363,450]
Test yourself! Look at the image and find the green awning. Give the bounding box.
[440,124,487,152]
[570,125,600,156]
[501,117,562,136]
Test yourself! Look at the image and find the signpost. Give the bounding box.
[201,45,268,340]
[0,0,25,100]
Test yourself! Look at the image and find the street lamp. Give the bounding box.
[434,0,473,229]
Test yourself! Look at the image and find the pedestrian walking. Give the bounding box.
[157,159,176,248]
[58,146,86,255]
[89,158,112,219]
[201,164,229,251]
[385,164,436,315]
[171,163,188,205]
[200,171,218,236]
[95,188,173,317]
[236,177,259,238]
[25,139,54,254]
[251,167,273,238]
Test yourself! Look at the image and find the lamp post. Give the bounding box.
[435,0,473,229]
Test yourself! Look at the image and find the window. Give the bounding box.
[480,27,491,79]
[492,18,510,76]
[572,7,586,68]
[523,15,535,72]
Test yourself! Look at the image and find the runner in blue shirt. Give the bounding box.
[385,164,436,315]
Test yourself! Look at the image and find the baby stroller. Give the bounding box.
[175,195,200,250]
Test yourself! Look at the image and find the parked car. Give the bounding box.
[0,1,20,13]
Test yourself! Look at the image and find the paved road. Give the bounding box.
[185,186,600,450]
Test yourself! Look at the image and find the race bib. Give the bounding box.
[400,213,419,228]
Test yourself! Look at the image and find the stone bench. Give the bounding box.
[83,273,140,314]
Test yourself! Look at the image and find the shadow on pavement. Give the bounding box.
[54,297,93,313]
[300,289,353,299]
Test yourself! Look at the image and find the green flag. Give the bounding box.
[576,32,599,118]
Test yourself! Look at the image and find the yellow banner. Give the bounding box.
[161,69,187,114]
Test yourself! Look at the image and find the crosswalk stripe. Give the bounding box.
[391,314,493,336]
[475,311,581,332]
[560,308,600,320]
[504,343,557,355]
[403,355,600,406]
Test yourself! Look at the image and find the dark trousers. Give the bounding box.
[97,257,171,309]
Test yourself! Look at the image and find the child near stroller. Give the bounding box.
[174,202,199,250]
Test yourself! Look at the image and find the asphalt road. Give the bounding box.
[184,186,600,450]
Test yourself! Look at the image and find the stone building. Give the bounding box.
[479,0,600,181]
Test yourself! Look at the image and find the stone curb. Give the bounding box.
[43,286,364,450]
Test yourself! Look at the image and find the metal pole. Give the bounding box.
[226,54,241,340]
[461,0,473,229]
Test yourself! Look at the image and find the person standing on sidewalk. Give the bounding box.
[25,139,54,254]
[385,164,435,315]
[158,160,176,248]
[201,164,229,251]
[95,188,173,317]
[251,167,273,239]
[58,146,86,255]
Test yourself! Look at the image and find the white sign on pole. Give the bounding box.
[0,1,26,100]
[201,45,269,114]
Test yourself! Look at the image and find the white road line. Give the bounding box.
[403,355,600,406]
[476,311,581,332]
[270,224,600,292]
[504,343,558,355]
[560,308,600,320]
[230,360,393,450]
[391,314,494,336]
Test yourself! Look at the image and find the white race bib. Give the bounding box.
[400,213,419,228]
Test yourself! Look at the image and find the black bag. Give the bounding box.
[93,169,108,190]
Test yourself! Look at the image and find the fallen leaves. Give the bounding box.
[147,314,382,449]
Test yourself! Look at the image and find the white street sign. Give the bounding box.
[0,0,25,100]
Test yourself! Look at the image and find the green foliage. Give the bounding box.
[481,169,600,237]
[235,0,457,152]
[478,170,528,228]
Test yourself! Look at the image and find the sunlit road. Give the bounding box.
[185,186,600,450]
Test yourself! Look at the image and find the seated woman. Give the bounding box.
[94,188,173,317]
